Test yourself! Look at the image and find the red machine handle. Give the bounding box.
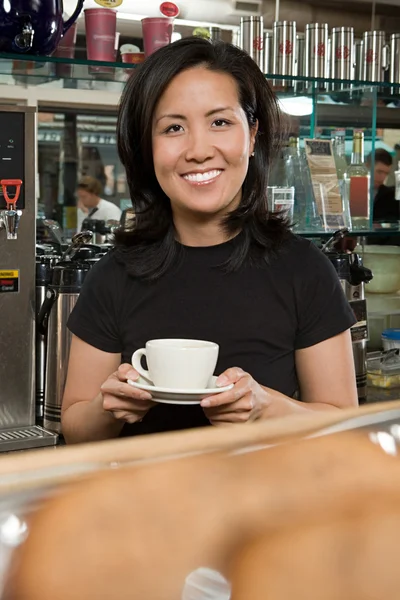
[1,179,23,207]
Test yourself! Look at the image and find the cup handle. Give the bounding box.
[131,349,152,382]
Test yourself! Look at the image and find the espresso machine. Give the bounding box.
[322,230,373,404]
[0,106,57,451]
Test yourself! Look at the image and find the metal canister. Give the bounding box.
[362,31,389,82]
[209,27,222,43]
[272,21,296,87]
[354,39,363,81]
[40,262,91,434]
[240,16,264,69]
[295,32,306,93]
[264,30,273,74]
[330,27,354,89]
[390,33,400,93]
[305,23,329,80]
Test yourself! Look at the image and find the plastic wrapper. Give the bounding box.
[368,349,400,389]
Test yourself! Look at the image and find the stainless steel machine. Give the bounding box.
[322,230,373,404]
[0,106,57,452]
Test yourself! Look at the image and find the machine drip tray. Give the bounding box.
[0,426,58,453]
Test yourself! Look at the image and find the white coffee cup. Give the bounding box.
[131,339,219,389]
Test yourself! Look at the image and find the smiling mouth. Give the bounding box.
[182,169,223,185]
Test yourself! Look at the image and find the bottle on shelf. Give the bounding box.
[344,131,370,230]
[331,129,348,184]
[285,136,321,232]
[331,129,352,229]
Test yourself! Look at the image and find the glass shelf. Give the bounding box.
[0,52,400,96]
[0,52,135,91]
[300,225,400,239]
[265,73,400,93]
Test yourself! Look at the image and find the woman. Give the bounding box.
[62,37,358,444]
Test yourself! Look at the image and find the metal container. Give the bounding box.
[390,33,400,93]
[209,27,222,43]
[305,23,329,80]
[295,32,306,93]
[264,30,273,74]
[272,21,296,87]
[330,27,354,89]
[240,16,264,69]
[354,39,363,81]
[324,250,373,404]
[362,30,389,82]
[40,262,90,434]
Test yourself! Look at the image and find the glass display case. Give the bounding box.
[0,53,399,239]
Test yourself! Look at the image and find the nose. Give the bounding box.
[184,128,215,163]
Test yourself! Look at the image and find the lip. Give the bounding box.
[181,168,224,176]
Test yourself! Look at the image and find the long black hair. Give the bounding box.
[115,36,290,279]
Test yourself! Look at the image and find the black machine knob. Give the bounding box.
[325,251,373,286]
[349,254,373,286]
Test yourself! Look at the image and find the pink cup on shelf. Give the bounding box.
[85,8,117,62]
[141,17,174,57]
[54,23,77,78]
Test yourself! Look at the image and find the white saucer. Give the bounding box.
[127,376,234,405]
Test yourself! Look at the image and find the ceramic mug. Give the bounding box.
[131,338,219,389]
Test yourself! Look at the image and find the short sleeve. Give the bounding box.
[67,253,123,353]
[294,242,357,350]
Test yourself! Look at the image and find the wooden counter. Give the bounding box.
[0,399,399,495]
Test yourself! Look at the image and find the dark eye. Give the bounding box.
[212,119,230,127]
[165,124,183,134]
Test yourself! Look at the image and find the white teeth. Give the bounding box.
[183,170,222,183]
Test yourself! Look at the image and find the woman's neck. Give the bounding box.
[173,215,231,247]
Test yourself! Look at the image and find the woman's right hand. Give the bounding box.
[100,364,155,424]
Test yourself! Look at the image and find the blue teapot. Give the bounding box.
[0,0,85,56]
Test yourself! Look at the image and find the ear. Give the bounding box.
[249,119,259,156]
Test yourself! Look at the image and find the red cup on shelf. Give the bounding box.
[85,8,117,61]
[53,23,77,78]
[141,17,174,57]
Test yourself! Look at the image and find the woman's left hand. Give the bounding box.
[201,367,267,425]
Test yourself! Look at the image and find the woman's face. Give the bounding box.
[152,67,257,220]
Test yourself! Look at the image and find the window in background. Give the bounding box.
[37,110,128,237]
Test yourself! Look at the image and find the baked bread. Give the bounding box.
[5,431,400,599]
[231,499,400,600]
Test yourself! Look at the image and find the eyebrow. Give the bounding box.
[155,106,235,124]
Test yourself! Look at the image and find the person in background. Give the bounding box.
[76,176,122,227]
[77,197,89,231]
[366,149,399,223]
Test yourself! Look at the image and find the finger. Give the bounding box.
[117,363,140,382]
[101,379,152,401]
[216,366,247,387]
[102,395,155,414]
[201,376,251,408]
[203,395,254,416]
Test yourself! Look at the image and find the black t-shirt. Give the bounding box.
[67,234,356,437]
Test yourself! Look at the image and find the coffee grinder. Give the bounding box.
[322,230,373,404]
[0,106,57,451]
